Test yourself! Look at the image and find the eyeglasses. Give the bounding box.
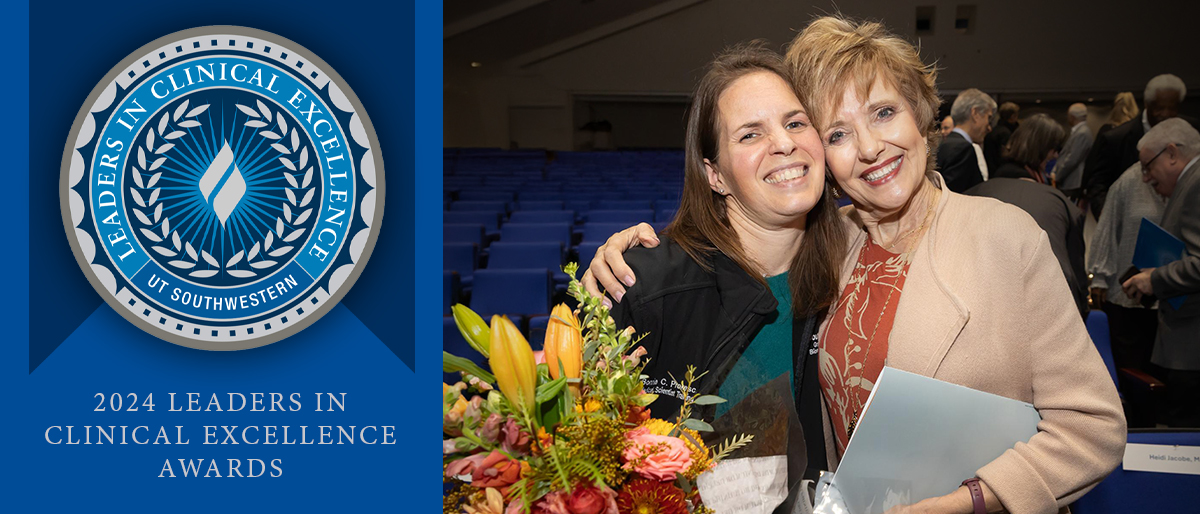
[1141,147,1169,175]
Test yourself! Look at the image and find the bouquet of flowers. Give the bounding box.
[443,263,754,514]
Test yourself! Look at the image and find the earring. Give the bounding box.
[718,188,725,194]
[831,185,841,199]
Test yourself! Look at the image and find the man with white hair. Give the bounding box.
[1051,103,1093,198]
[1122,118,1200,427]
[937,88,995,192]
[1083,74,1198,217]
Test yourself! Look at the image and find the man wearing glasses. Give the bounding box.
[1123,118,1200,427]
[938,88,995,192]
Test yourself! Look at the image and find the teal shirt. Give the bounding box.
[715,272,792,418]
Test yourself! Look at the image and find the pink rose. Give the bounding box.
[445,452,488,478]
[622,427,693,481]
[566,485,618,514]
[443,439,461,455]
[534,350,547,365]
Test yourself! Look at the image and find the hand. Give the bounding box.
[580,223,659,305]
[883,480,999,514]
[1121,268,1155,301]
[883,489,972,514]
[1090,287,1107,308]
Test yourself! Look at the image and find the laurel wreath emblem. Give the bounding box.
[129,99,314,280]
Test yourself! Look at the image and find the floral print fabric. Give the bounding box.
[819,238,913,454]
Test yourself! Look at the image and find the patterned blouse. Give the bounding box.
[819,237,914,454]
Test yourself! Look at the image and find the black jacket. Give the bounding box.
[610,236,825,479]
[936,131,984,193]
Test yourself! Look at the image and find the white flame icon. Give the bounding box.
[197,141,246,227]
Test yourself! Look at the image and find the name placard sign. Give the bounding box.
[1123,443,1200,475]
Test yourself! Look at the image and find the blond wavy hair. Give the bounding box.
[785,16,942,179]
[1109,92,1139,127]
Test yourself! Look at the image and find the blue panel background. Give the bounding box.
[1,0,442,510]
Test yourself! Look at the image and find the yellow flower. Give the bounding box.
[452,304,491,358]
[543,304,582,385]
[642,418,674,436]
[488,316,537,413]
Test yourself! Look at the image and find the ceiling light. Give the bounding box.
[470,62,483,68]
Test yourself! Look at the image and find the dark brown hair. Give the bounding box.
[785,16,943,181]
[665,41,846,317]
[1002,113,1065,169]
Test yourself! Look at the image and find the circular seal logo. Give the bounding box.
[60,26,384,350]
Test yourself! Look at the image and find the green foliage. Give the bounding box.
[443,351,495,384]
[712,433,755,463]
[692,395,727,405]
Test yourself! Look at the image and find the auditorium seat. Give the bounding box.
[515,200,564,211]
[443,243,479,291]
[582,222,639,243]
[574,242,603,271]
[444,224,486,248]
[1085,311,1119,388]
[598,200,653,210]
[470,269,553,332]
[488,242,569,293]
[451,200,509,213]
[458,191,516,203]
[586,209,655,224]
[509,210,576,225]
[499,223,573,252]
[656,208,677,222]
[444,271,459,315]
[444,211,503,240]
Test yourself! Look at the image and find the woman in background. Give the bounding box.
[993,113,1066,184]
[1100,91,1139,135]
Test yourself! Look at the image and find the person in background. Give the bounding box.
[1051,103,1093,199]
[938,89,995,192]
[991,113,1065,184]
[1122,119,1200,427]
[587,16,1125,513]
[940,115,955,137]
[968,114,1087,318]
[1100,92,1139,135]
[1083,74,1195,217]
[984,101,1019,172]
[1087,161,1166,392]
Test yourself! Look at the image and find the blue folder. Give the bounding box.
[1132,217,1188,309]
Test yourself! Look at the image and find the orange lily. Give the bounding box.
[543,303,583,387]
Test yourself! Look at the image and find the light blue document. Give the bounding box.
[828,367,1041,514]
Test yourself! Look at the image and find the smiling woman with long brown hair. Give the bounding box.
[606,42,845,485]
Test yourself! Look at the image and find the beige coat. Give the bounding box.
[820,184,1126,514]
